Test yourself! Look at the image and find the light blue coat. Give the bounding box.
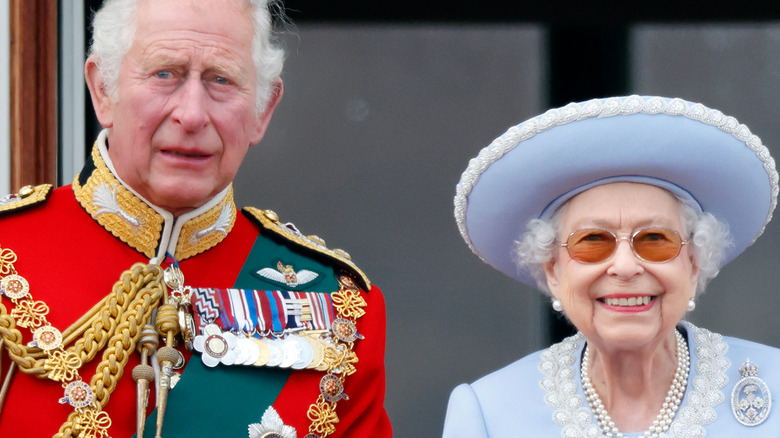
[443,322,780,437]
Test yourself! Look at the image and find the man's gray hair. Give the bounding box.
[513,197,731,295]
[89,0,285,113]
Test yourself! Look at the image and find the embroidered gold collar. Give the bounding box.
[73,131,236,261]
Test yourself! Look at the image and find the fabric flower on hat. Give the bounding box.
[193,323,240,367]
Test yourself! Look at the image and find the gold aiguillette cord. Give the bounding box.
[0,244,167,438]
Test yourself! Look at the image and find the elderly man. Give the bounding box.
[0,0,391,437]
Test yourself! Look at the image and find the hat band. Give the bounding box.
[539,175,703,219]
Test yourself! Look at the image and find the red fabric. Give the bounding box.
[274,285,391,437]
[0,185,391,437]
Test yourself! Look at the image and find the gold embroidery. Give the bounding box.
[74,146,163,259]
[244,207,371,289]
[0,184,52,213]
[176,186,237,260]
[73,143,236,261]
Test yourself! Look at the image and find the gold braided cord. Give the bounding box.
[66,270,151,373]
[0,265,163,379]
[53,263,165,438]
[0,261,165,438]
[0,306,36,371]
[92,265,164,407]
[19,295,114,363]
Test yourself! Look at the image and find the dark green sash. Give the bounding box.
[138,230,340,436]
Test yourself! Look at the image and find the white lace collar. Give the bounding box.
[538,322,730,437]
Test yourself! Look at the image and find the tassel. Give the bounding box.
[154,303,180,438]
[132,325,159,438]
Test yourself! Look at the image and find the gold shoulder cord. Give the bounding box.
[0,244,167,438]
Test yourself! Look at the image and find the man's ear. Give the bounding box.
[85,55,114,128]
[249,79,284,145]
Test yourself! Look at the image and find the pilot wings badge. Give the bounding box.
[257,261,319,288]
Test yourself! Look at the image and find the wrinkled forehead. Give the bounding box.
[129,0,256,70]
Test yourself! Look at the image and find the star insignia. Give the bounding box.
[248,406,297,438]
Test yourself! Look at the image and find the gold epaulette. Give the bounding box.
[242,207,371,290]
[0,184,53,215]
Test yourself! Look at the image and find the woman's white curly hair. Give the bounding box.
[513,195,731,296]
[89,0,286,113]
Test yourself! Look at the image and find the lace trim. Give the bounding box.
[454,95,780,257]
[538,322,730,437]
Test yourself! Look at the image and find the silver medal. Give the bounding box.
[278,337,299,368]
[239,337,260,365]
[291,335,314,370]
[265,339,284,367]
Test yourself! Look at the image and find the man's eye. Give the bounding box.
[214,76,229,85]
[155,70,172,79]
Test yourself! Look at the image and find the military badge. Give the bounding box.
[732,358,772,426]
[248,406,297,438]
[257,261,319,288]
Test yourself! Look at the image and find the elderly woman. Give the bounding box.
[444,95,780,437]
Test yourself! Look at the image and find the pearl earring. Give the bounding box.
[687,299,696,312]
[552,299,563,312]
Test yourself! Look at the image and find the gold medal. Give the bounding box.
[251,338,271,366]
[302,335,325,370]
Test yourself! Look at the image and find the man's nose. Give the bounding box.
[171,76,209,131]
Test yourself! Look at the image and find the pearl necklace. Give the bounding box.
[581,330,690,438]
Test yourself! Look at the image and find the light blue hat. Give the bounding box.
[454,95,779,286]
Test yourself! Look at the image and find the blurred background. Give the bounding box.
[4,2,780,436]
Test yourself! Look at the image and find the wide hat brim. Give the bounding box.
[454,95,779,286]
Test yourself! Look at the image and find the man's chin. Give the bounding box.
[145,187,220,217]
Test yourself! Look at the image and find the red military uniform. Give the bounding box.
[0,133,391,437]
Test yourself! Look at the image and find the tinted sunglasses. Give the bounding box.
[559,228,688,264]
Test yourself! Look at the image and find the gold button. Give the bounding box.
[308,235,326,246]
[18,185,34,197]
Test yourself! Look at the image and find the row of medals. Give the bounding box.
[196,320,358,371]
[165,266,349,372]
